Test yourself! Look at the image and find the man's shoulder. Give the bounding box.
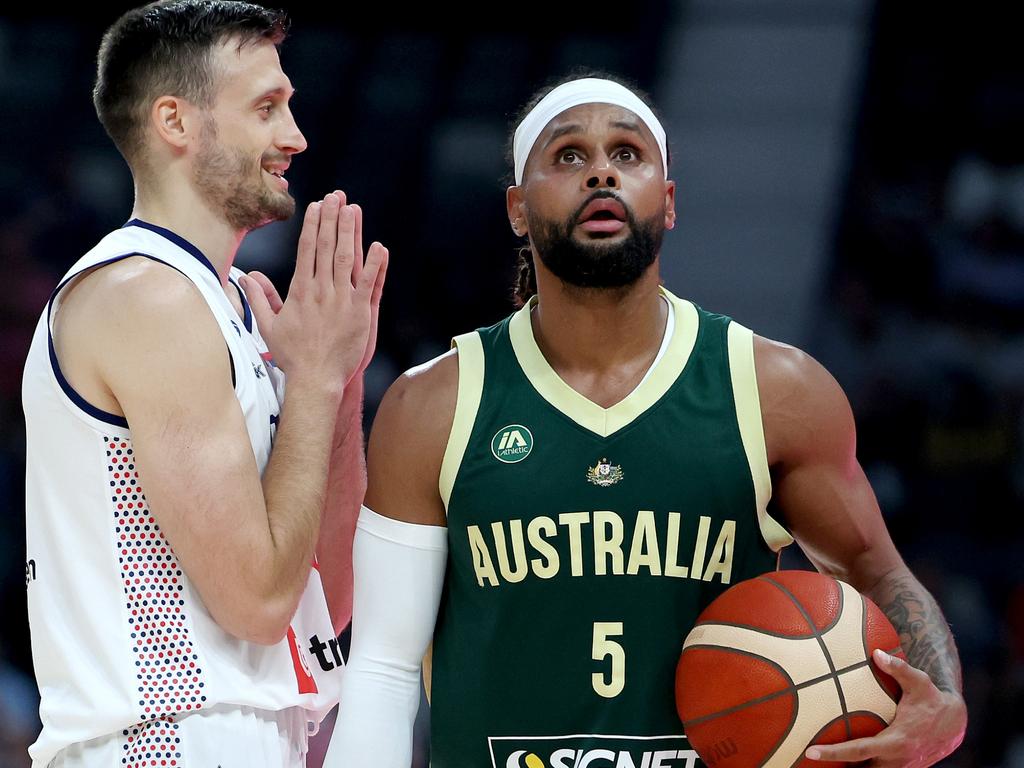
[383,348,459,421]
[368,348,459,476]
[751,333,855,465]
[57,256,225,382]
[62,255,204,324]
[375,312,515,439]
[751,334,837,396]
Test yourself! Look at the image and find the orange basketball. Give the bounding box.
[675,570,903,768]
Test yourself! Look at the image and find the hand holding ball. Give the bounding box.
[676,571,903,768]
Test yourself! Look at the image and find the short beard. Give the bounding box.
[193,117,295,232]
[529,192,664,290]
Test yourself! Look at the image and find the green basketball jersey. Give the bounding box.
[430,288,793,768]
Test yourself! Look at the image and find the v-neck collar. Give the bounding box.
[508,286,699,438]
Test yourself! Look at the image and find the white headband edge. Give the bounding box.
[512,78,668,185]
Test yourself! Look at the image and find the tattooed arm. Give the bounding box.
[871,567,962,694]
[756,336,967,767]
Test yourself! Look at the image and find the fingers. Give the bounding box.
[873,649,931,694]
[370,242,388,306]
[246,270,283,313]
[292,191,375,302]
[240,274,276,337]
[350,204,364,285]
[358,242,388,300]
[291,201,321,298]
[316,193,342,282]
[334,203,356,285]
[806,733,896,763]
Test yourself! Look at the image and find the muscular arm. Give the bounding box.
[869,568,963,695]
[58,259,340,644]
[756,336,966,764]
[361,353,456,525]
[316,374,366,633]
[324,351,457,768]
[57,198,382,646]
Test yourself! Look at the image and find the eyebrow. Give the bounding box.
[543,123,584,148]
[542,119,647,149]
[254,85,295,102]
[610,119,644,135]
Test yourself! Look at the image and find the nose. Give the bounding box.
[585,154,619,189]
[279,107,308,155]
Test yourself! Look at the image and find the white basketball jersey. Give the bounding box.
[23,220,343,767]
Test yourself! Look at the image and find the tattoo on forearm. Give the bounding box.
[877,570,962,694]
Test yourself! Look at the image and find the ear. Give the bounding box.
[150,95,198,151]
[663,179,677,231]
[507,185,528,237]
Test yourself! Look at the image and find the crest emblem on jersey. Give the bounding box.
[586,458,623,486]
[491,425,533,463]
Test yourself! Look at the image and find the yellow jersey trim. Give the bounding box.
[439,332,485,511]
[727,321,793,552]
[508,287,699,438]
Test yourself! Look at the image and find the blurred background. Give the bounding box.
[2,0,1022,765]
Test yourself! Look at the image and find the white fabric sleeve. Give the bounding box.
[323,505,447,768]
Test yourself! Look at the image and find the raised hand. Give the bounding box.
[241,191,388,393]
[347,202,387,376]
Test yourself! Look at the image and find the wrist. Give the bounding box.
[334,377,365,448]
[342,372,365,404]
[284,370,346,405]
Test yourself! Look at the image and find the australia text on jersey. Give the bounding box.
[467,511,737,588]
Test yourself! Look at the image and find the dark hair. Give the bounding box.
[506,68,669,308]
[93,0,289,168]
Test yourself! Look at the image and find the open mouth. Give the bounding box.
[578,197,628,233]
[262,165,289,188]
[578,198,627,223]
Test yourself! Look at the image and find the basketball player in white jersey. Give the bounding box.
[22,2,386,766]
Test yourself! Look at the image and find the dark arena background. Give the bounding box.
[1,2,1022,766]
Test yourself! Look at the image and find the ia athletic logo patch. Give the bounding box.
[491,424,533,463]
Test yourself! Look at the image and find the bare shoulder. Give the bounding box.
[375,347,460,438]
[54,257,229,411]
[60,256,218,343]
[752,334,856,466]
[365,348,460,524]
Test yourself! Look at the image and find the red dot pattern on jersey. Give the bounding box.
[106,438,207,726]
[120,718,181,768]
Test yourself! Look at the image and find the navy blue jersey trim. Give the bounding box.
[228,277,253,333]
[228,342,236,389]
[47,253,191,429]
[48,336,130,428]
[124,219,219,281]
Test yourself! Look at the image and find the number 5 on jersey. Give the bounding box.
[592,622,625,698]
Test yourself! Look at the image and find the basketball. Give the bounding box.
[675,570,904,768]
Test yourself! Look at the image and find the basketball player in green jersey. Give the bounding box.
[325,76,966,768]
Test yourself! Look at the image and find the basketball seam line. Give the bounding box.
[759,575,851,738]
[679,655,876,729]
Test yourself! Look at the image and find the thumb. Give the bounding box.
[247,270,284,313]
[873,648,932,694]
[240,274,275,337]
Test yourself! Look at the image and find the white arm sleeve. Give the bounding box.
[323,505,447,768]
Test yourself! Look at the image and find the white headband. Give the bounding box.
[512,77,668,185]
